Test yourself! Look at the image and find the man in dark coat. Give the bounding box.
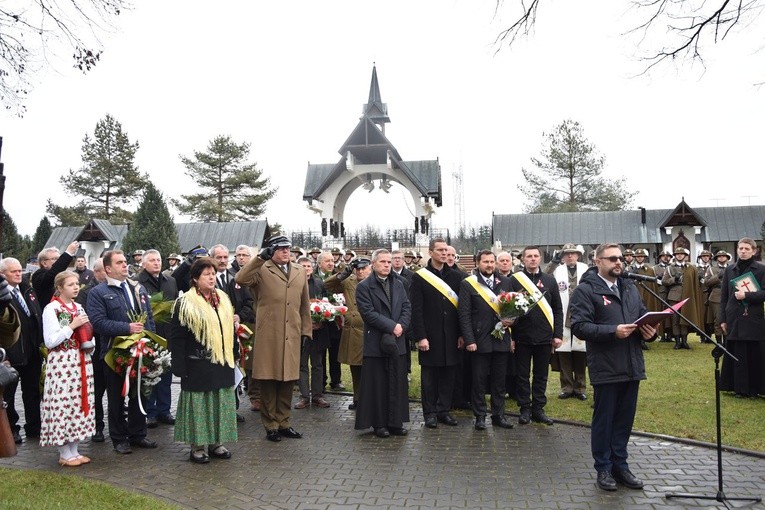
[137,249,179,428]
[509,246,563,426]
[88,250,158,454]
[32,241,79,306]
[458,250,515,431]
[570,242,656,492]
[410,238,464,428]
[0,257,44,444]
[720,237,765,397]
[295,257,330,409]
[355,249,412,438]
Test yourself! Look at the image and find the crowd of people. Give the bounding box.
[0,235,763,491]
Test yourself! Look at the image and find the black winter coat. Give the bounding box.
[719,260,765,341]
[410,262,464,366]
[570,267,648,386]
[508,270,564,345]
[458,272,512,353]
[356,272,411,358]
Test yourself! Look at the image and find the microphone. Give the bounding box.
[622,272,658,283]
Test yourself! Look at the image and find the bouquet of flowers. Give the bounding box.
[237,324,254,362]
[491,291,544,339]
[149,292,175,323]
[309,298,348,323]
[104,310,171,410]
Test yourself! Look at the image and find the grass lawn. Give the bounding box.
[341,334,764,452]
[0,467,181,510]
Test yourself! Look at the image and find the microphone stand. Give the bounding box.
[633,280,761,508]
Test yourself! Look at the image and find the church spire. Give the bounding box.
[363,63,390,130]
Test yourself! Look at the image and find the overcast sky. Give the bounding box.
[2,1,763,239]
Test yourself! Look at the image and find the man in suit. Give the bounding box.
[32,241,79,306]
[510,246,564,426]
[355,249,412,438]
[137,249,179,428]
[77,258,108,442]
[87,250,158,454]
[236,235,312,443]
[410,238,464,428]
[458,250,515,431]
[314,251,344,391]
[0,258,44,444]
[570,243,656,492]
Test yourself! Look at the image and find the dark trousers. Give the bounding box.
[420,365,456,418]
[324,333,342,387]
[470,352,507,418]
[558,351,587,395]
[452,349,472,408]
[515,342,551,410]
[299,344,325,398]
[145,370,172,419]
[349,365,362,404]
[104,366,148,445]
[92,356,107,433]
[3,360,41,436]
[591,380,640,472]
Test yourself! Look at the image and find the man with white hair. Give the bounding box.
[32,241,79,305]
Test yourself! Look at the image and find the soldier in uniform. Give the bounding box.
[622,249,635,270]
[128,249,145,278]
[702,250,731,345]
[697,249,714,337]
[630,249,660,350]
[331,247,346,274]
[661,247,704,350]
[404,250,420,271]
[290,246,305,263]
[342,250,356,267]
[163,253,182,278]
[654,249,673,342]
[308,247,322,269]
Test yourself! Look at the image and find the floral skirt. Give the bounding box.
[174,388,238,446]
[39,349,95,447]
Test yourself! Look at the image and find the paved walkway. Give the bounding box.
[2,384,764,509]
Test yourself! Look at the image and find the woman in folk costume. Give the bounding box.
[170,257,238,463]
[551,244,590,400]
[40,271,95,467]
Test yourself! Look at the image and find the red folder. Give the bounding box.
[634,298,689,327]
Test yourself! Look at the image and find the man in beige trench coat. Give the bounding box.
[236,235,312,442]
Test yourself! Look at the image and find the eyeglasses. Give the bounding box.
[598,256,625,263]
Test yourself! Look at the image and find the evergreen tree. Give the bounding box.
[1,211,31,261]
[31,216,53,254]
[121,182,180,269]
[173,135,276,222]
[47,114,146,226]
[520,119,635,213]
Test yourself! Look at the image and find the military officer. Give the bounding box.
[661,247,704,350]
[654,249,673,342]
[702,250,731,345]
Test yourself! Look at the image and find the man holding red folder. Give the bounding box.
[570,243,657,492]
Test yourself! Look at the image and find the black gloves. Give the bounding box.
[339,264,353,280]
[259,245,276,261]
[0,274,11,311]
[551,250,562,264]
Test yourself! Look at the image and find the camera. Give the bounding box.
[0,348,20,388]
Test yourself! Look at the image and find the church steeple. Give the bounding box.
[363,64,390,131]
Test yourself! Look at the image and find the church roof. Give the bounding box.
[363,64,390,124]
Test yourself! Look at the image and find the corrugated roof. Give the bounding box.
[304,160,345,200]
[492,205,765,246]
[47,220,271,255]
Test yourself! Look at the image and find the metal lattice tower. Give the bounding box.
[453,165,465,234]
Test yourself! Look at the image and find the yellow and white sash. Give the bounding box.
[465,275,500,315]
[512,272,554,330]
[416,267,459,308]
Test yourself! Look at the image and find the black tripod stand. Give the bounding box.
[636,281,761,508]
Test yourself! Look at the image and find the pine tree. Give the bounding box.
[31,216,53,254]
[1,211,31,261]
[521,120,635,213]
[173,135,276,222]
[47,114,146,226]
[121,182,180,268]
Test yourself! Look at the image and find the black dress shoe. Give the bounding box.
[596,471,617,491]
[558,392,573,399]
[531,410,554,425]
[437,414,458,426]
[574,393,587,401]
[130,438,158,448]
[91,431,105,443]
[330,382,346,390]
[158,414,175,425]
[114,442,133,454]
[612,468,644,489]
[491,415,514,429]
[12,431,22,445]
[348,402,357,410]
[266,430,282,442]
[189,449,209,464]
[278,427,302,439]
[518,408,531,425]
[474,416,487,430]
[146,417,158,429]
[388,427,408,436]
[374,427,390,438]
[424,416,438,429]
